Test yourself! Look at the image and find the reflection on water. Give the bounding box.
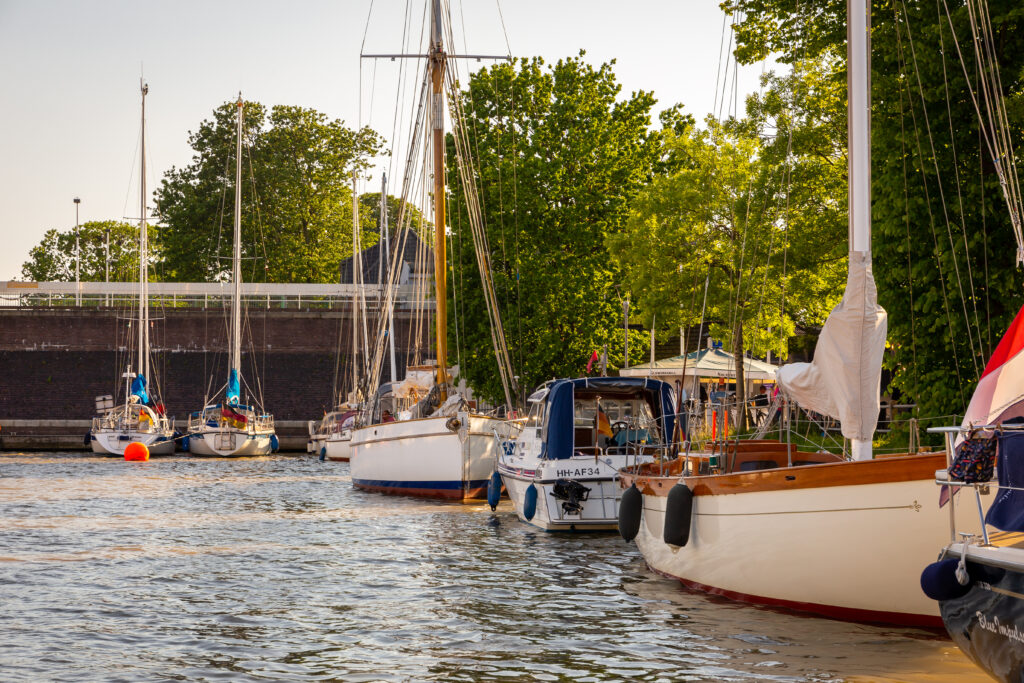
[0,452,988,681]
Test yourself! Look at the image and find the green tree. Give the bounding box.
[155,101,382,283]
[611,56,849,430]
[446,54,667,403]
[724,0,1024,420]
[21,220,144,283]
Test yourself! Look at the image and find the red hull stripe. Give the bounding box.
[983,303,1024,378]
[353,480,487,501]
[649,565,943,629]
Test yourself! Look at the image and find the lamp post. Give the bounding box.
[73,197,81,306]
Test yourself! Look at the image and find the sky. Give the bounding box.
[0,0,775,281]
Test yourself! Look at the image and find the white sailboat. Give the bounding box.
[186,95,276,457]
[349,0,518,501]
[90,81,175,456]
[618,0,988,627]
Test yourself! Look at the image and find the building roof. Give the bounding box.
[339,229,433,284]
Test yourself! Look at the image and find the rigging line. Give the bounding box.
[494,0,513,57]
[712,11,729,119]
[508,62,524,384]
[897,42,922,405]
[893,2,966,405]
[975,0,1024,236]
[945,0,1024,260]
[981,112,992,354]
[243,126,271,281]
[900,0,980,380]
[359,0,376,54]
[936,0,983,358]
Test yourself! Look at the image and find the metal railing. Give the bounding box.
[1,281,430,311]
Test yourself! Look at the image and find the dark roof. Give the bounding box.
[339,229,433,284]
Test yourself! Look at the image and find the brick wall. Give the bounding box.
[0,308,426,420]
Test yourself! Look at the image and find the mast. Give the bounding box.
[849,0,872,460]
[231,94,243,387]
[351,173,361,399]
[139,81,150,382]
[430,0,449,398]
[382,173,398,383]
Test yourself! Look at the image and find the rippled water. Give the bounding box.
[0,452,990,682]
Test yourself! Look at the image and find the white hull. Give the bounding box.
[90,428,176,456]
[350,414,512,500]
[188,428,274,457]
[625,454,989,626]
[500,453,650,531]
[310,433,352,461]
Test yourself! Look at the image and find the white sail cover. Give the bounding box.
[776,251,887,442]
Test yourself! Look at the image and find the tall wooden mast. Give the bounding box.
[231,94,243,386]
[430,0,448,398]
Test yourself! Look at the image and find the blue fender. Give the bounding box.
[523,483,538,521]
[487,470,502,511]
[182,435,190,452]
[270,434,280,453]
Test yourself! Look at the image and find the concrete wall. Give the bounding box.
[0,307,427,421]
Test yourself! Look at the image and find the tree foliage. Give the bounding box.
[725,0,1024,420]
[21,220,143,282]
[611,57,849,428]
[154,101,382,283]
[446,54,667,402]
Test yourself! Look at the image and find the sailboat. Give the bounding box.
[186,95,277,457]
[90,81,176,457]
[309,175,373,462]
[617,0,988,627]
[348,0,518,500]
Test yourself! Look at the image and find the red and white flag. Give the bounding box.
[960,303,1024,436]
[585,350,599,373]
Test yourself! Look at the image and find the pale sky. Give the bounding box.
[0,0,775,281]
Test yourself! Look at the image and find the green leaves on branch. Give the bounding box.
[447,54,665,402]
[21,220,143,283]
[154,101,382,283]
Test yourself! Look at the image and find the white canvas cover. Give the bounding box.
[775,251,887,442]
[393,369,435,399]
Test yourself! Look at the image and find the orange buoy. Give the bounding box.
[124,442,150,461]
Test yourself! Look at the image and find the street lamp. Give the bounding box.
[74,197,81,306]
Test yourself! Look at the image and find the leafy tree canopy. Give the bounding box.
[724,0,1024,420]
[21,220,143,283]
[155,100,382,283]
[447,54,668,402]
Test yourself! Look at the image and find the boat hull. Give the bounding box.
[350,414,510,501]
[310,434,352,462]
[500,454,650,531]
[938,544,1024,682]
[187,428,274,457]
[622,453,990,627]
[90,429,176,456]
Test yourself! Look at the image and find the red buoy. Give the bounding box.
[124,442,150,461]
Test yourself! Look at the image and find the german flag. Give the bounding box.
[222,406,248,429]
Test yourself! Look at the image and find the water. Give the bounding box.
[0,452,989,682]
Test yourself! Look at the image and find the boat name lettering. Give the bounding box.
[977,610,1024,644]
[556,467,601,478]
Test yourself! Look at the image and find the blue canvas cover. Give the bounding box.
[130,374,149,404]
[226,368,241,405]
[986,431,1024,532]
[544,377,675,460]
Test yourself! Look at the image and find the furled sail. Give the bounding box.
[775,251,887,445]
[227,368,241,405]
[130,375,149,404]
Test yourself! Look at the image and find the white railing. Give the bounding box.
[0,281,430,311]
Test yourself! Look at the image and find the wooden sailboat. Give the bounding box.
[349,0,517,500]
[618,0,988,627]
[90,81,175,456]
[186,95,277,457]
